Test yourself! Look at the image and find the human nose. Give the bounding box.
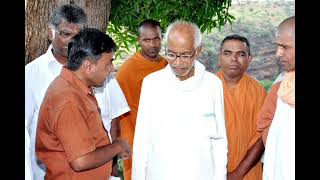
[230,53,237,61]
[150,39,157,46]
[172,56,183,65]
[276,47,284,57]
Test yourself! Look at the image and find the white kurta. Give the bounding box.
[25,45,130,180]
[263,98,295,180]
[132,61,228,180]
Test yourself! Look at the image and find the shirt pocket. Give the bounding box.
[196,112,219,139]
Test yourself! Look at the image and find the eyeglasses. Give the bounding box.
[165,48,197,62]
[55,29,78,39]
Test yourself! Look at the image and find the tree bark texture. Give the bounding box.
[25,0,111,64]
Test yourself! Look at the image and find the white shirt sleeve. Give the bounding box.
[212,79,228,180]
[25,67,36,137]
[25,126,33,180]
[131,79,152,180]
[107,75,130,119]
[25,67,36,180]
[95,73,130,132]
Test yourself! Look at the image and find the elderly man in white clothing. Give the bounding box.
[25,4,129,180]
[131,20,228,180]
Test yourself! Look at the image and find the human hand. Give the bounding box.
[227,170,244,180]
[114,138,131,159]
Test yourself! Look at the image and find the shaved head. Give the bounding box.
[277,16,295,40]
[275,16,295,71]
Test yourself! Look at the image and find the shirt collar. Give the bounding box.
[165,60,205,92]
[60,67,92,96]
[45,45,58,64]
[44,45,65,76]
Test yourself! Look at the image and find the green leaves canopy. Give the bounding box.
[108,0,234,58]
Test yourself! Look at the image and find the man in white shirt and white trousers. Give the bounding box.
[132,20,228,180]
[25,4,129,180]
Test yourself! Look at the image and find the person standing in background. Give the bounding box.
[115,19,167,180]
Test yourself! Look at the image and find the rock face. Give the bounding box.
[246,37,282,81]
[198,33,282,81]
[198,1,294,81]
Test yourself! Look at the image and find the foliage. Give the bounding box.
[259,79,274,92]
[117,159,124,179]
[108,0,234,59]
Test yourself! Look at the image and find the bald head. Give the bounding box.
[275,16,295,72]
[165,20,202,48]
[277,16,295,40]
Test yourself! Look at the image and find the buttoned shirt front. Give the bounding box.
[25,45,129,179]
[36,67,112,180]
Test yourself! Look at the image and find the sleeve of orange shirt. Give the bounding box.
[53,101,96,162]
[256,82,281,145]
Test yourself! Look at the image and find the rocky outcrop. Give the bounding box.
[198,1,293,81]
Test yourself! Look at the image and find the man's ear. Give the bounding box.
[82,59,93,74]
[195,45,203,60]
[48,28,54,41]
[248,54,252,63]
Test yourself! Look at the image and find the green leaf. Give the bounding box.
[109,0,234,58]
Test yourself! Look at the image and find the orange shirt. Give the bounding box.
[216,71,267,180]
[257,82,281,145]
[36,67,112,180]
[115,52,167,180]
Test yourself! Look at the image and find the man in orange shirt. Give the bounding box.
[36,28,130,180]
[216,35,266,180]
[115,19,167,180]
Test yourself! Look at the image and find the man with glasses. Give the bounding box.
[131,20,228,180]
[25,4,129,180]
[216,35,266,180]
[115,19,167,180]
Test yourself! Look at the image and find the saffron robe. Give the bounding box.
[115,52,167,180]
[216,71,267,180]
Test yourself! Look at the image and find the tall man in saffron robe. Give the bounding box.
[216,35,266,180]
[257,16,295,180]
[115,19,167,180]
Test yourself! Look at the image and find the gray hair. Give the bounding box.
[164,20,202,48]
[49,4,87,29]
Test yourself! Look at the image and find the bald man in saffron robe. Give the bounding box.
[115,19,167,180]
[216,35,266,180]
[257,16,295,180]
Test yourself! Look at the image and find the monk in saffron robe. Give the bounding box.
[257,16,295,180]
[115,19,167,180]
[216,35,266,180]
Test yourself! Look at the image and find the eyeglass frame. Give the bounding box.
[165,47,198,62]
[54,29,78,39]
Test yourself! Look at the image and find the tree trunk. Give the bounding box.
[25,0,111,64]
